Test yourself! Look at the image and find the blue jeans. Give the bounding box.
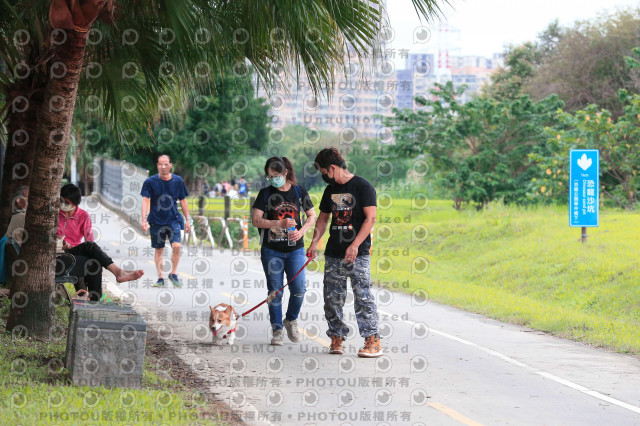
[260,246,307,330]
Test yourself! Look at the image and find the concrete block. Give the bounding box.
[66,300,146,388]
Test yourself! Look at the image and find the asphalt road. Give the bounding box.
[86,197,640,426]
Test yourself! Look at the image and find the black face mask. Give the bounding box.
[322,173,337,186]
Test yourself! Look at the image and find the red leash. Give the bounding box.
[240,257,312,318]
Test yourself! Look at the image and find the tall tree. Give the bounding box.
[525,9,640,118]
[386,81,562,209]
[0,0,447,337]
[530,89,640,209]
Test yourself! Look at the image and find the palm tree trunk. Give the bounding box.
[6,29,88,337]
[0,91,40,233]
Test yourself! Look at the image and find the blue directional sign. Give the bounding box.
[569,149,599,227]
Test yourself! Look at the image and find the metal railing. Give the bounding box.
[93,157,148,230]
[93,157,253,252]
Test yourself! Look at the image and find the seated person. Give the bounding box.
[2,186,29,296]
[58,184,143,300]
[5,185,143,301]
[4,185,29,245]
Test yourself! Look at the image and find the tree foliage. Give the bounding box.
[524,10,640,118]
[386,81,562,209]
[530,89,640,209]
[85,72,270,189]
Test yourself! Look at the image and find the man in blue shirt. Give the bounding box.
[141,154,191,287]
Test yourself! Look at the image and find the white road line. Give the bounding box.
[379,309,640,415]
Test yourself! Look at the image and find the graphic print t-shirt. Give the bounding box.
[253,185,314,253]
[319,175,376,258]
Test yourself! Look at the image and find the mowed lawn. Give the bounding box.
[186,195,640,354]
[371,199,640,355]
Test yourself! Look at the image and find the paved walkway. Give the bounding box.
[88,197,640,426]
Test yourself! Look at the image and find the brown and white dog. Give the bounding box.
[209,303,239,346]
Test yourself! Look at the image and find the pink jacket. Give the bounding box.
[58,207,93,247]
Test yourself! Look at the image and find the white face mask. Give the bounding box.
[60,202,74,212]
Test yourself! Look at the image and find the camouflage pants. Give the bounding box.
[323,255,379,339]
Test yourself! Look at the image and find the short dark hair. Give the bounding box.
[157,153,171,163]
[314,147,346,170]
[60,183,82,206]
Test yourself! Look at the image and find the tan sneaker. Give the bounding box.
[283,319,301,342]
[329,336,344,354]
[271,329,284,346]
[358,335,383,358]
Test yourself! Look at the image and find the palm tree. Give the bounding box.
[0,0,446,337]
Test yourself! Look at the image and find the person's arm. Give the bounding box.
[288,208,316,242]
[306,212,330,260]
[82,211,94,243]
[300,208,317,233]
[141,196,150,231]
[251,208,291,229]
[343,206,376,263]
[5,212,26,245]
[179,198,190,233]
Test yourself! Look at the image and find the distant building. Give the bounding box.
[392,51,505,109]
[257,54,397,141]
[257,43,504,140]
[395,69,414,111]
[256,1,396,142]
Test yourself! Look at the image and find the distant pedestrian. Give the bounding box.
[213,182,223,197]
[141,154,190,288]
[238,177,248,198]
[307,147,381,357]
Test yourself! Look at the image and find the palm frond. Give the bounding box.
[3,0,447,148]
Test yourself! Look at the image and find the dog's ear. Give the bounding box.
[210,305,216,313]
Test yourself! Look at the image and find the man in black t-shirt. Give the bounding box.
[307,148,382,358]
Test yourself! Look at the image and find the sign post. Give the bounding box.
[569,149,599,243]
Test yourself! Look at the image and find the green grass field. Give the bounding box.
[368,199,640,355]
[186,194,640,354]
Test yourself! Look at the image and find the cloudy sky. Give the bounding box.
[386,0,640,67]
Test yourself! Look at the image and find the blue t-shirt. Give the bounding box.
[141,174,189,225]
[238,181,247,195]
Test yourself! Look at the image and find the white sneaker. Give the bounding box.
[283,319,301,342]
[271,329,284,346]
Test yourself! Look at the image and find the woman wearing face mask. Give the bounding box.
[251,157,317,345]
[58,184,143,301]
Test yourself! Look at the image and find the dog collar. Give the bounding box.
[222,326,236,339]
